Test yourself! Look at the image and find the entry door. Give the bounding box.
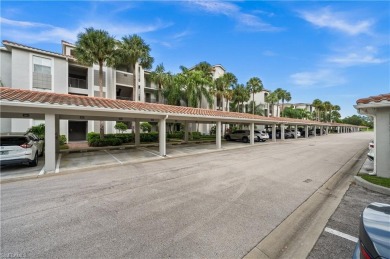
[68,121,87,141]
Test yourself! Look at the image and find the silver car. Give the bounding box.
[225,130,268,143]
[0,133,44,167]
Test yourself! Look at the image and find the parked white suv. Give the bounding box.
[225,130,269,143]
[0,133,44,167]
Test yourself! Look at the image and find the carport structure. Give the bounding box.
[1,87,340,173]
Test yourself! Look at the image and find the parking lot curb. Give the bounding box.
[354,176,390,196]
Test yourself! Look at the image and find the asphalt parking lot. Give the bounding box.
[308,182,389,259]
[1,139,277,181]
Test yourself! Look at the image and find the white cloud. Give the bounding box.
[1,17,173,44]
[298,7,373,35]
[327,46,388,66]
[290,69,346,88]
[328,53,387,66]
[189,1,281,32]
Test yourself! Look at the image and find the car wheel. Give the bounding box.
[29,153,38,167]
[257,136,261,142]
[242,137,249,143]
[226,135,231,141]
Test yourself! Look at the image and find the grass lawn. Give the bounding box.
[360,174,390,188]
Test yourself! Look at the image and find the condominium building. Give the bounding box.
[0,40,160,141]
[1,40,253,139]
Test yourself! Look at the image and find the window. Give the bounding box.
[33,56,52,89]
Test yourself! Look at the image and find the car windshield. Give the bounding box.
[0,136,28,146]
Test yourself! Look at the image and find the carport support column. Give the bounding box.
[250,123,255,145]
[135,120,140,146]
[313,126,317,138]
[159,116,167,156]
[216,121,222,149]
[281,124,285,140]
[337,126,340,134]
[305,125,309,138]
[44,114,58,173]
[184,121,189,143]
[320,126,323,136]
[272,124,276,142]
[294,125,298,139]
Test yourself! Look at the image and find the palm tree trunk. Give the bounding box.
[252,92,255,115]
[99,62,104,140]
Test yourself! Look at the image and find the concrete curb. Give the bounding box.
[354,176,390,196]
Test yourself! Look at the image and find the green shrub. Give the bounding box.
[26,123,45,139]
[141,132,159,142]
[59,135,67,145]
[167,131,184,139]
[114,122,128,133]
[190,132,202,140]
[113,133,134,143]
[140,122,152,133]
[89,138,123,147]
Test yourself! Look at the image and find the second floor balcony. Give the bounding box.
[116,71,134,86]
[69,77,87,89]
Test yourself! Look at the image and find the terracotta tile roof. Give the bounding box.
[356,93,390,104]
[0,87,332,125]
[2,40,66,59]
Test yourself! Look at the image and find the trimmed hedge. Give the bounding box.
[87,131,203,147]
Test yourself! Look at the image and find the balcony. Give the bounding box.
[116,71,133,86]
[145,97,157,103]
[69,77,87,89]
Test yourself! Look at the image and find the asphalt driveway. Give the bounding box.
[1,132,372,258]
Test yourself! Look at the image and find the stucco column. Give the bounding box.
[44,114,58,173]
[272,124,276,142]
[294,125,298,139]
[305,125,309,139]
[250,123,255,145]
[216,121,221,149]
[55,116,60,153]
[159,117,166,156]
[313,126,317,138]
[337,126,340,133]
[281,124,285,140]
[326,126,329,135]
[135,120,140,146]
[184,121,189,143]
[320,126,323,136]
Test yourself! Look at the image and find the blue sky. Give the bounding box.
[1,1,389,117]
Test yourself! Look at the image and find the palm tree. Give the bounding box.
[330,105,341,122]
[150,63,169,103]
[246,77,263,115]
[312,99,323,121]
[274,88,283,117]
[193,61,214,81]
[163,73,182,106]
[214,72,237,110]
[118,34,154,102]
[74,27,117,139]
[233,84,250,113]
[224,88,234,111]
[275,88,291,117]
[323,101,332,122]
[265,92,279,117]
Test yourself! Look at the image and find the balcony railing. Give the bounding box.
[69,77,87,89]
[117,96,133,101]
[116,71,133,86]
[145,97,157,103]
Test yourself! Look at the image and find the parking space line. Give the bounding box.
[55,154,62,173]
[324,227,358,243]
[38,167,45,176]
[104,150,123,164]
[138,147,170,157]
